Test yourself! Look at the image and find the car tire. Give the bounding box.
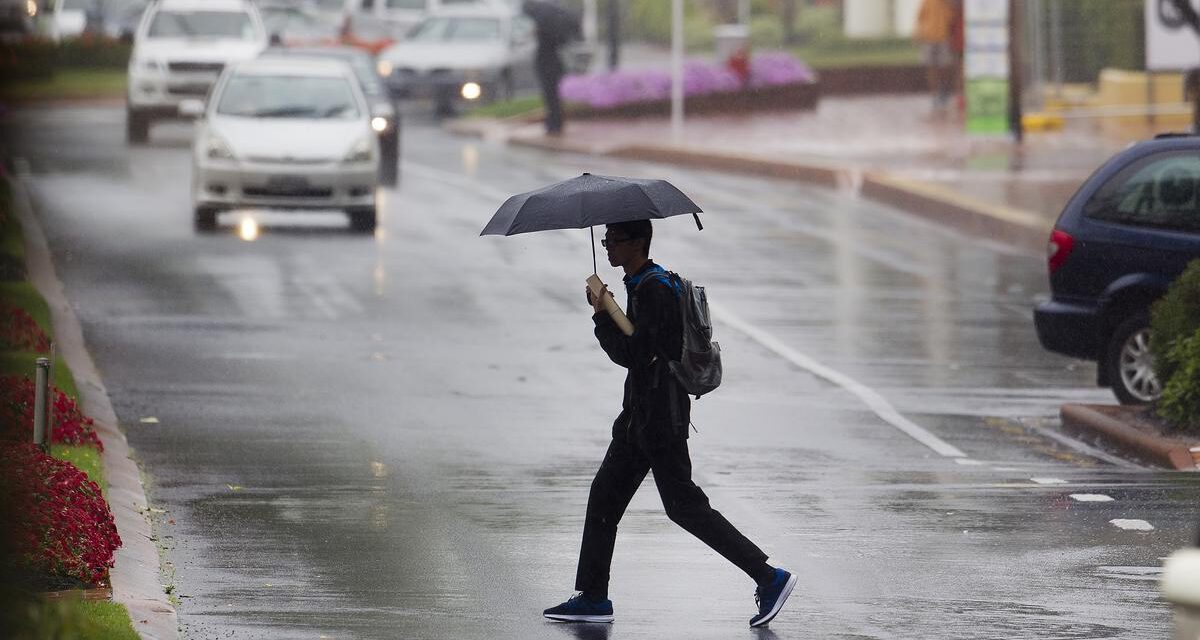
[499,70,514,101]
[379,132,399,187]
[348,206,377,233]
[193,206,219,232]
[126,108,150,145]
[1105,311,1163,405]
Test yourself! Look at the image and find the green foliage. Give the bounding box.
[749,15,784,49]
[1152,259,1200,431]
[1,592,139,640]
[1036,0,1144,80]
[1150,260,1200,385]
[465,95,543,119]
[623,0,717,50]
[51,444,106,493]
[1159,328,1200,432]
[0,70,127,102]
[0,354,78,400]
[0,37,131,84]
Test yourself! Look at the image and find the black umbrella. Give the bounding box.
[521,0,582,47]
[481,172,703,273]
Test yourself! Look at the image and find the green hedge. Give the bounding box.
[0,37,131,82]
[1151,259,1200,431]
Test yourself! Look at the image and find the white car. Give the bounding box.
[375,5,537,114]
[126,0,267,144]
[186,57,380,233]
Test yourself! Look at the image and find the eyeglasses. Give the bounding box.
[601,237,634,248]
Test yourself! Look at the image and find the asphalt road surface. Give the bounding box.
[5,104,1199,640]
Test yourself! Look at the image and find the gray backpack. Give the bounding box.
[639,271,723,398]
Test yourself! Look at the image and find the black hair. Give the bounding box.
[605,220,653,256]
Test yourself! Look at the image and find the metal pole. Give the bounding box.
[33,357,50,452]
[607,0,620,70]
[1049,0,1063,97]
[1009,0,1024,143]
[670,0,683,141]
[1027,0,1044,112]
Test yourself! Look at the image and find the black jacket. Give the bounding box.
[593,261,690,445]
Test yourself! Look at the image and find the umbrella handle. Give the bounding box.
[693,213,704,231]
[591,226,597,274]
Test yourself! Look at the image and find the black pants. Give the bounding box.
[574,432,768,595]
[536,51,564,134]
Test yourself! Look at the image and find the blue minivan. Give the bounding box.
[1034,134,1200,404]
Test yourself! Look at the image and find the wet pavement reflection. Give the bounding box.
[3,105,1195,639]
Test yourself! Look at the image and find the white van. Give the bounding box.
[317,0,511,39]
[125,0,267,144]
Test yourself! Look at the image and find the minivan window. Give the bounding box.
[148,10,256,39]
[385,0,426,9]
[1084,151,1200,233]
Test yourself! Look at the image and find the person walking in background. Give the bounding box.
[522,0,576,135]
[542,220,796,628]
[915,0,957,113]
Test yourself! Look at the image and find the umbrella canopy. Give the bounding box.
[521,0,582,48]
[481,173,703,237]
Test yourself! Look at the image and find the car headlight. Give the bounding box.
[377,60,393,78]
[205,133,236,161]
[461,82,482,101]
[371,116,389,133]
[137,58,163,73]
[343,137,373,163]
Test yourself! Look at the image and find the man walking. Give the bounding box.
[543,220,795,627]
[522,0,571,135]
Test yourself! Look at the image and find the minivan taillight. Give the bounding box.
[1047,229,1075,273]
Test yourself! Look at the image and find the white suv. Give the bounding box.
[126,0,267,144]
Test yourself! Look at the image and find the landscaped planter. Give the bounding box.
[567,80,820,119]
[561,52,819,120]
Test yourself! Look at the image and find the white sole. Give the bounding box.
[544,614,614,623]
[749,573,797,628]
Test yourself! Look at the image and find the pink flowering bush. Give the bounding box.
[0,305,51,352]
[1,442,121,585]
[560,52,815,109]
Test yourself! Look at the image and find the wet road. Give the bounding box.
[5,105,1198,639]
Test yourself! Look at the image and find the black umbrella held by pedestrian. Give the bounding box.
[481,172,704,333]
[521,0,582,48]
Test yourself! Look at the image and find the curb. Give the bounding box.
[8,177,179,639]
[1060,403,1200,471]
[448,117,1052,254]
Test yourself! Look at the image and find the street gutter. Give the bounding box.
[8,176,179,640]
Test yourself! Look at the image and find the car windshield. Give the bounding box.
[216,74,361,119]
[408,16,500,42]
[148,10,256,39]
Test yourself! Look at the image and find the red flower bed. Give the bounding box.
[0,442,121,585]
[0,305,51,352]
[0,376,102,450]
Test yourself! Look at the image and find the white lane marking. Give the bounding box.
[993,467,1027,472]
[408,160,970,459]
[710,302,967,458]
[1110,519,1155,531]
[1030,477,1068,485]
[954,459,985,466]
[1020,418,1143,468]
[1070,494,1115,502]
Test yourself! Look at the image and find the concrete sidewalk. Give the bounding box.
[449,93,1168,254]
[447,94,1200,470]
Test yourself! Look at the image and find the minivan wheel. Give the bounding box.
[348,206,377,233]
[1105,312,1163,405]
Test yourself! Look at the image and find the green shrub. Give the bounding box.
[749,15,784,49]
[1150,260,1200,385]
[1159,328,1200,432]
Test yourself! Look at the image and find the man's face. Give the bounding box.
[602,230,642,268]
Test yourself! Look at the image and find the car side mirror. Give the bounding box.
[179,99,206,118]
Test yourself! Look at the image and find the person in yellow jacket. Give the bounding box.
[914,0,958,112]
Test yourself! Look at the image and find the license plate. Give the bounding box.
[266,175,309,190]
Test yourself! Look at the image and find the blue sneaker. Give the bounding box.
[749,568,797,627]
[543,593,614,623]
